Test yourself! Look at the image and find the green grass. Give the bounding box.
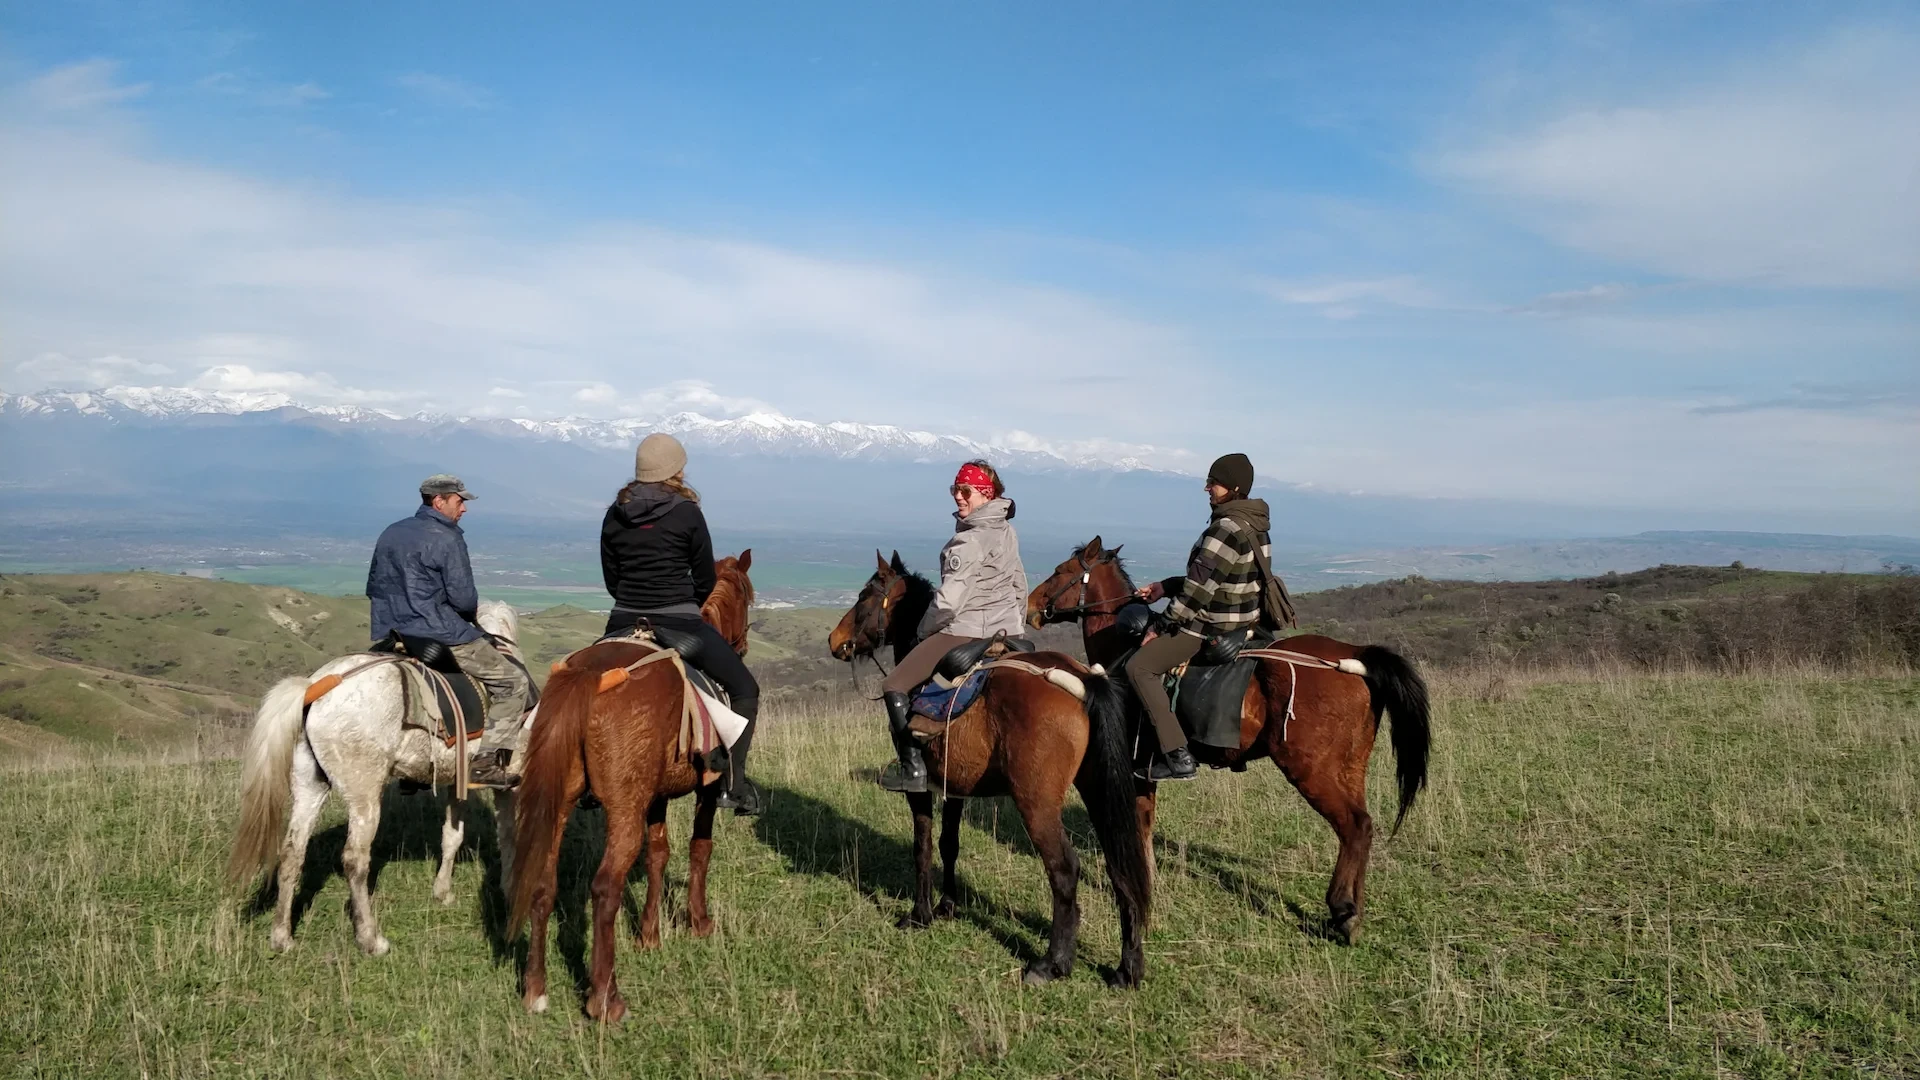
[2,673,1915,1077]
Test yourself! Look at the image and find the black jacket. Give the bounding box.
[600,485,717,613]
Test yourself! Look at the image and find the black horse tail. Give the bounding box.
[1358,644,1431,835]
[1079,672,1152,933]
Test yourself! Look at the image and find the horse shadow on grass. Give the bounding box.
[752,783,1094,969]
[1152,833,1341,941]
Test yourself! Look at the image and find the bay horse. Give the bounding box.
[1027,536,1430,944]
[508,553,753,1021]
[227,601,527,956]
[828,550,1151,987]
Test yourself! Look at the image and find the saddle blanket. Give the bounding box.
[691,684,748,748]
[910,667,990,725]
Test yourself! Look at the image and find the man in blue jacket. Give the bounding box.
[367,474,530,784]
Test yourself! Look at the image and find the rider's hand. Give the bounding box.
[1141,630,1158,645]
[1135,581,1164,602]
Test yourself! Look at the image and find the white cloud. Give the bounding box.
[0,100,1192,440]
[1254,275,1454,319]
[1431,28,1920,288]
[190,363,394,404]
[24,60,149,110]
[487,386,525,398]
[395,73,493,109]
[199,72,330,107]
[4,351,172,389]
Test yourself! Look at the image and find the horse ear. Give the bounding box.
[737,548,751,572]
[890,550,908,576]
[1107,544,1123,560]
[1085,535,1104,555]
[876,549,888,573]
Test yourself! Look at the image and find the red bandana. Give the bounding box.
[953,463,996,497]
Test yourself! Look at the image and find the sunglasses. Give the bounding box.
[950,484,986,499]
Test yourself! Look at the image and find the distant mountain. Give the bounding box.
[0,386,1150,473]
[6,385,1915,593]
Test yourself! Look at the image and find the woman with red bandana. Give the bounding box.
[876,460,1028,792]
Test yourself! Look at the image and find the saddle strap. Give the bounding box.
[1241,648,1368,675]
[978,658,1091,701]
[587,645,704,763]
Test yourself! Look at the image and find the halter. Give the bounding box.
[1038,551,1134,623]
[843,574,903,699]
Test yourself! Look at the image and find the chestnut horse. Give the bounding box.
[828,550,1152,987]
[1028,537,1430,944]
[508,553,753,1021]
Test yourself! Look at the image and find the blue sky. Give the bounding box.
[2,2,1916,531]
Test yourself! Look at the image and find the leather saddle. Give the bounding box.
[934,631,1036,684]
[598,622,728,704]
[369,632,488,745]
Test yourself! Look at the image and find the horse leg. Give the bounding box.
[637,796,671,949]
[1290,765,1374,945]
[686,793,717,939]
[271,741,330,952]
[340,779,389,956]
[898,790,937,929]
[519,781,577,1015]
[587,793,646,1024]
[934,796,964,919]
[433,790,465,906]
[1135,782,1158,923]
[493,788,517,893]
[1012,792,1080,984]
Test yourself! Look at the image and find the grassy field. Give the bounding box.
[2,672,1915,1077]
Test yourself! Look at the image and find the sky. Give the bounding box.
[1,1,1916,533]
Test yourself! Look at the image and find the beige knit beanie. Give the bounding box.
[634,433,688,483]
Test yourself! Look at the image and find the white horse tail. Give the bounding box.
[227,677,310,888]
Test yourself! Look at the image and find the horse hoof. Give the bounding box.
[1103,964,1143,990]
[896,912,932,931]
[1021,963,1060,986]
[933,899,957,921]
[269,931,293,953]
[689,917,715,939]
[1331,915,1362,946]
[526,993,549,1015]
[434,888,455,907]
[586,995,628,1024]
[364,936,391,957]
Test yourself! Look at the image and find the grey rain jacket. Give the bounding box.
[917,498,1029,641]
[366,505,482,645]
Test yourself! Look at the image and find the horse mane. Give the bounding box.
[476,599,519,641]
[703,556,755,651]
[889,568,938,659]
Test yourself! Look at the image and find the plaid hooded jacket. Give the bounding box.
[1159,498,1272,638]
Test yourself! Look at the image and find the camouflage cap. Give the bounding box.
[419,474,476,500]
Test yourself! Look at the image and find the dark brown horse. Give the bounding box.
[828,550,1152,986]
[1028,536,1430,944]
[508,554,754,1021]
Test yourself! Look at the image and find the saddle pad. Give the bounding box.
[910,667,990,726]
[1170,658,1261,750]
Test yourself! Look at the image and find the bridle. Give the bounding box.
[843,575,902,698]
[1037,551,1135,624]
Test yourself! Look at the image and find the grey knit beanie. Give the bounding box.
[634,433,688,483]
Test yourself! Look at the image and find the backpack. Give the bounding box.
[1250,538,1298,630]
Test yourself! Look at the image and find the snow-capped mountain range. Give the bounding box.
[1,386,1172,474]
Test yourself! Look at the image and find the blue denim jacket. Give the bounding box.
[366,506,481,645]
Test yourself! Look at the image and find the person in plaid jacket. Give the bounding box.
[1127,453,1272,781]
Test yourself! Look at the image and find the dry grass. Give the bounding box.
[1,672,1915,1077]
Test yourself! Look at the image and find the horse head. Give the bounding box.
[476,599,520,645]
[830,549,913,662]
[1027,535,1132,629]
[704,548,755,657]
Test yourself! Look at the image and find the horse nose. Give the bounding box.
[831,641,852,661]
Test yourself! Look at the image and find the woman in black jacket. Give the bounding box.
[601,433,762,816]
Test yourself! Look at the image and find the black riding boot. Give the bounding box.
[715,704,763,816]
[877,690,929,793]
